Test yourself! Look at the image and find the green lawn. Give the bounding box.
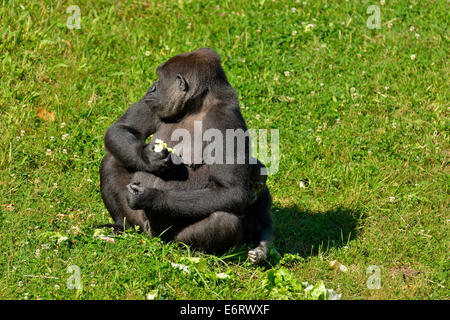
[0,0,448,300]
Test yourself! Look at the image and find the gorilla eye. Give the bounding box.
[150,83,157,92]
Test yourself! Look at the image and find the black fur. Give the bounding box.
[99,48,273,264]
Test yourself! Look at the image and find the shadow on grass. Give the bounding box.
[273,206,361,257]
[216,206,362,266]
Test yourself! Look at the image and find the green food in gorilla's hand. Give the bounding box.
[153,138,175,153]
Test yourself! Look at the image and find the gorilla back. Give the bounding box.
[100,48,273,264]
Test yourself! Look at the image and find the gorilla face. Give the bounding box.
[152,63,190,119]
[143,81,161,108]
[152,48,223,120]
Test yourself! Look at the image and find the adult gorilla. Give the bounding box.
[100,48,272,264]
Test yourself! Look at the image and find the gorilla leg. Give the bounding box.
[99,153,151,235]
[246,187,273,264]
[174,211,244,253]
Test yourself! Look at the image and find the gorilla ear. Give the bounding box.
[176,74,188,92]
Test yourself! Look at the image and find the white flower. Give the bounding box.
[327,289,342,300]
[284,71,290,77]
[392,121,397,129]
[389,196,396,202]
[329,260,348,272]
[410,54,416,60]
[46,149,52,156]
[291,7,297,12]
[409,26,415,32]
[171,263,190,273]
[292,30,297,36]
[216,273,230,279]
[60,122,66,128]
[304,24,315,32]
[153,139,168,152]
[146,292,157,300]
[61,134,69,140]
[145,51,151,56]
[98,236,115,244]
[315,136,322,143]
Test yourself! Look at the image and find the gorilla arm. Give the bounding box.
[127,164,250,221]
[104,98,161,172]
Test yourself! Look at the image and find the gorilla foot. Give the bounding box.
[248,246,268,265]
[126,182,145,210]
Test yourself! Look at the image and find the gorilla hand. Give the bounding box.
[142,143,173,175]
[126,182,160,210]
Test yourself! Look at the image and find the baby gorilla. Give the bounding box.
[100,48,273,264]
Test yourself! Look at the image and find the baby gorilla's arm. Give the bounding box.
[126,164,249,221]
[126,182,247,221]
[104,99,161,172]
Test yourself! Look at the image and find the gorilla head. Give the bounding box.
[149,48,230,119]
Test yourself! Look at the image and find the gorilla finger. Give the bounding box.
[159,148,169,158]
[162,156,172,165]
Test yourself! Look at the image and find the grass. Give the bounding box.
[0,0,448,300]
